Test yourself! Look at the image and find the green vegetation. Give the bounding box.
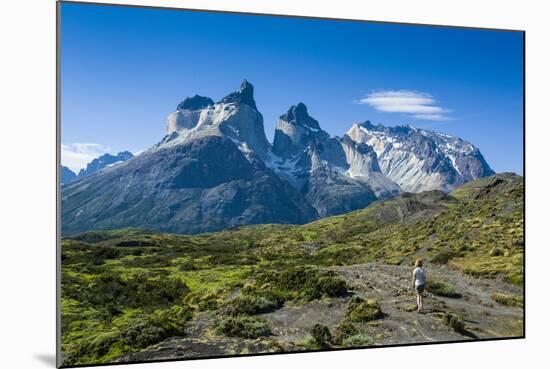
[426,279,461,298]
[254,266,349,301]
[223,295,281,316]
[213,316,271,339]
[492,292,524,308]
[346,296,383,322]
[61,302,192,364]
[310,324,332,348]
[331,321,359,346]
[61,174,523,364]
[341,334,374,347]
[442,313,467,335]
[306,321,375,349]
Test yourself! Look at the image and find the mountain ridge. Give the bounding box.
[61,80,495,235]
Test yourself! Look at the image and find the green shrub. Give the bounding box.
[122,304,192,349]
[148,304,192,335]
[214,316,271,339]
[197,294,220,311]
[178,260,198,271]
[317,275,348,297]
[342,334,374,347]
[223,295,280,316]
[443,313,466,334]
[491,292,523,308]
[430,250,454,265]
[490,248,504,257]
[427,279,460,298]
[346,297,383,322]
[331,321,359,345]
[310,324,332,348]
[122,322,165,349]
[73,331,121,360]
[241,284,289,305]
[256,266,348,302]
[89,273,189,308]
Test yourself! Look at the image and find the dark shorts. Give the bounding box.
[415,284,425,294]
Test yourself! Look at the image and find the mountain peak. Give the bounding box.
[280,103,321,131]
[77,151,134,178]
[359,120,375,129]
[176,95,214,111]
[218,79,257,110]
[272,103,329,157]
[240,78,253,91]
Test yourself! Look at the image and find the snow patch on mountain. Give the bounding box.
[346,122,493,192]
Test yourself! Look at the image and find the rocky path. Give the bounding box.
[329,263,523,344]
[116,263,523,363]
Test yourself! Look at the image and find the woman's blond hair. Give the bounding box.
[415,259,423,268]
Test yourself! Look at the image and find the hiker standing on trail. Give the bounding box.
[412,259,426,313]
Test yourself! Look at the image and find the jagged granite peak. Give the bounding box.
[280,103,321,130]
[339,134,401,199]
[346,122,494,192]
[164,80,271,157]
[217,79,257,110]
[77,151,134,178]
[272,103,329,157]
[268,104,393,215]
[176,95,214,111]
[61,165,77,185]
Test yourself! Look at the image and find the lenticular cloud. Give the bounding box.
[358,90,452,121]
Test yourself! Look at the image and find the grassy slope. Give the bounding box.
[60,173,523,365]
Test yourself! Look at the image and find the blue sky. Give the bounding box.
[61,2,524,174]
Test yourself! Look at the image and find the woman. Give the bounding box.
[412,259,426,313]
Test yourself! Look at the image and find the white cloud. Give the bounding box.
[61,143,111,174]
[357,90,452,121]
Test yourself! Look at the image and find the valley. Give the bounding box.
[60,173,524,365]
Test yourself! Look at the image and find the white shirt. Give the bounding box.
[414,267,425,286]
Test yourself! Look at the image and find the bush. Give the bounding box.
[241,284,288,305]
[214,316,272,339]
[342,334,373,347]
[197,294,220,311]
[317,275,348,297]
[443,313,466,334]
[426,279,460,298]
[123,304,192,349]
[331,322,359,346]
[310,324,332,348]
[490,248,504,257]
[491,292,523,308]
[430,250,454,265]
[256,266,348,301]
[90,273,190,308]
[346,297,383,322]
[122,322,166,349]
[148,304,192,335]
[178,260,198,271]
[73,331,121,360]
[223,295,280,316]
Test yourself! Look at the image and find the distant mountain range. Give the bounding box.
[60,151,134,185]
[61,165,77,185]
[61,80,494,235]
